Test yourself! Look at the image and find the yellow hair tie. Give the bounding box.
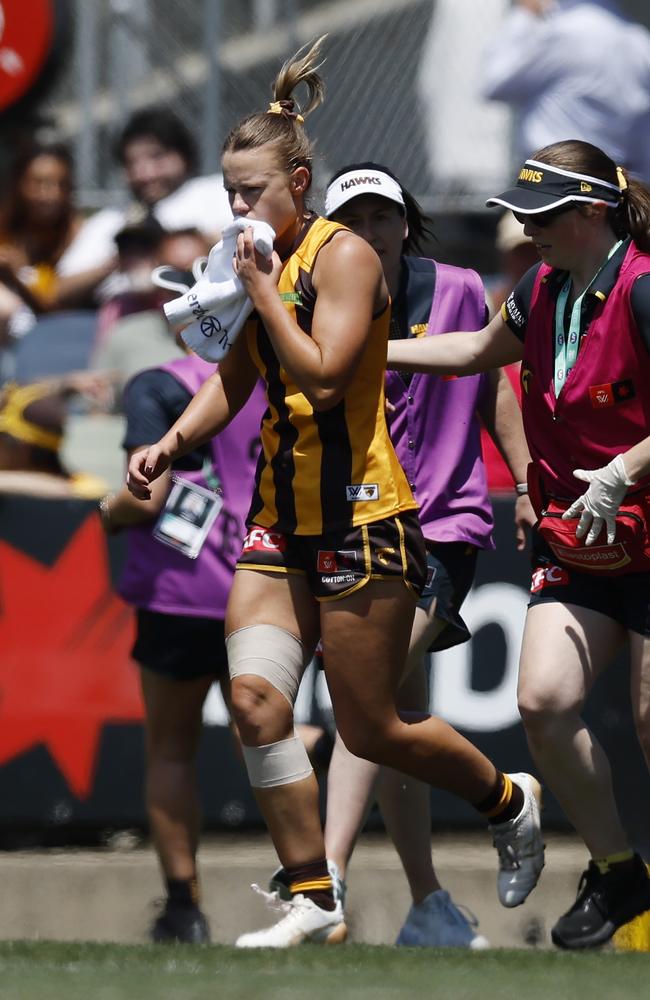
[267,100,304,125]
[616,165,628,192]
[0,383,63,452]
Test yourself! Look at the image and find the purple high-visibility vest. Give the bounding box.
[119,354,266,618]
[386,258,495,548]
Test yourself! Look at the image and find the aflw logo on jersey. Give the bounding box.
[346,484,379,501]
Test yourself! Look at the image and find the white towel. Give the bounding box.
[161,217,275,362]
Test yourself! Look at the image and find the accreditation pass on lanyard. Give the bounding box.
[153,476,223,559]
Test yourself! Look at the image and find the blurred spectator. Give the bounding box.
[0,143,86,356]
[481,1,650,180]
[0,143,82,309]
[0,380,107,498]
[92,227,210,401]
[57,107,232,304]
[417,0,512,194]
[93,215,168,347]
[487,211,538,314]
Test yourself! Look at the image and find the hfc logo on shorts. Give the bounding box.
[346,484,379,501]
[243,527,286,552]
[530,565,568,593]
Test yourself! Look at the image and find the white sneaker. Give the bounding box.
[396,889,490,948]
[268,859,347,907]
[489,772,544,907]
[235,885,347,948]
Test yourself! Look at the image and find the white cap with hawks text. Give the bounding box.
[325,169,405,217]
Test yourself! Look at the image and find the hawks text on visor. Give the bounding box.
[325,169,406,217]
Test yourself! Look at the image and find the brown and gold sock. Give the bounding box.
[475,772,525,824]
[286,858,335,911]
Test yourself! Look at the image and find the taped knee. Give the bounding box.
[242,733,313,788]
[226,625,306,706]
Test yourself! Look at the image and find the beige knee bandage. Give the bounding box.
[226,624,306,706]
[241,733,313,788]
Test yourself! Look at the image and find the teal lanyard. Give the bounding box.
[553,240,622,396]
[202,457,222,494]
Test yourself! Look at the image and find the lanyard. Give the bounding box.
[201,456,222,494]
[553,240,622,395]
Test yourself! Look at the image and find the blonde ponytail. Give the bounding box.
[222,36,327,187]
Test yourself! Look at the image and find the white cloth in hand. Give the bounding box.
[162,217,275,362]
[562,454,634,545]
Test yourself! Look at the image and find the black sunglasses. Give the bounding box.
[512,203,577,228]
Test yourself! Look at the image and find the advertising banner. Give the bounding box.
[1,494,648,851]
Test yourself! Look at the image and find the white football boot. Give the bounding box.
[235,885,347,948]
[489,772,544,907]
[396,889,490,948]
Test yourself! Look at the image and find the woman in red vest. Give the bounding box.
[387,139,650,950]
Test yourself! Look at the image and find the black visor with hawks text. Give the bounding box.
[486,159,622,214]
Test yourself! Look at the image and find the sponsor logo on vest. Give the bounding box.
[588,379,635,409]
[548,540,631,570]
[521,366,533,394]
[341,176,382,191]
[346,484,379,501]
[580,181,592,193]
[589,383,614,407]
[613,378,636,402]
[518,168,543,183]
[242,526,287,552]
[280,292,303,305]
[530,564,569,593]
[410,323,427,336]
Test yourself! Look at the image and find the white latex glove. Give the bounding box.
[562,454,634,546]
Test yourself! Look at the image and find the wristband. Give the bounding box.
[515,482,529,496]
[99,493,115,530]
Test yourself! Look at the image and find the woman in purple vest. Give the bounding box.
[387,139,650,949]
[100,353,265,943]
[319,163,533,947]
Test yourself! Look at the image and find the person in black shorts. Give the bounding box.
[100,353,264,943]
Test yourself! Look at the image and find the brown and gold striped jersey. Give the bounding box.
[245,215,416,535]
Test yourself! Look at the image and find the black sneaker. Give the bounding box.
[551,854,650,950]
[150,902,211,944]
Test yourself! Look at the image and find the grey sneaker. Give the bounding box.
[489,772,544,907]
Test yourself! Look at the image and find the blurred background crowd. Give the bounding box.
[2,0,650,497]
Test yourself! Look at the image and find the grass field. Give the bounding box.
[1,942,650,1000]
